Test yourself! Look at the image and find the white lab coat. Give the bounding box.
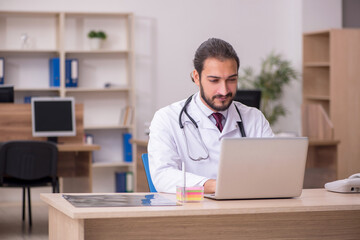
[148,92,274,193]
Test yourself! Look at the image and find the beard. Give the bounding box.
[199,82,234,111]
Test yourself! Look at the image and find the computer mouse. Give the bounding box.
[325,173,360,193]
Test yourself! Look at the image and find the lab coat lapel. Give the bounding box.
[186,97,218,131]
[221,103,240,136]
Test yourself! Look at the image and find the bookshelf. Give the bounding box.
[303,31,331,116]
[302,29,360,186]
[0,11,136,192]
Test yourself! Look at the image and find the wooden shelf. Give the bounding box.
[308,139,340,146]
[302,30,334,188]
[65,12,133,17]
[15,87,60,92]
[65,50,129,54]
[303,30,330,36]
[304,62,330,67]
[303,67,330,98]
[0,49,58,54]
[92,161,133,168]
[0,10,136,192]
[65,87,130,93]
[0,11,59,16]
[303,29,360,184]
[131,139,148,147]
[84,125,132,130]
[304,95,330,101]
[303,33,330,63]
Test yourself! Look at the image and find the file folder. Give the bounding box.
[49,58,60,87]
[115,171,134,192]
[115,172,126,192]
[123,133,133,162]
[66,59,78,87]
[0,57,4,84]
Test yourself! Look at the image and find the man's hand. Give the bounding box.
[203,179,216,194]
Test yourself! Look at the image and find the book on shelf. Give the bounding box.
[123,133,133,162]
[115,171,134,193]
[24,96,32,104]
[0,57,4,84]
[65,59,78,88]
[49,57,60,87]
[84,133,94,145]
[119,106,133,126]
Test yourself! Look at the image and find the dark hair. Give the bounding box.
[192,38,240,82]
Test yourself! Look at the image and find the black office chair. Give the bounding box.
[234,89,262,109]
[0,140,59,227]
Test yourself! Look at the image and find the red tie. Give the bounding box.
[212,113,223,132]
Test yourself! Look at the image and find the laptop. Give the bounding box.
[205,137,308,200]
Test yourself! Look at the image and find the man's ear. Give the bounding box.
[193,69,200,86]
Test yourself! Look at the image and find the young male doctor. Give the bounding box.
[148,38,274,194]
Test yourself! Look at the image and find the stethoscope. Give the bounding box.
[178,94,246,161]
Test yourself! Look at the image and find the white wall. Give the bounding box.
[0,0,342,201]
[0,0,304,135]
[303,0,342,32]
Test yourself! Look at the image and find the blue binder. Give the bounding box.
[49,58,60,87]
[115,172,126,192]
[65,59,78,87]
[115,172,133,192]
[123,133,133,162]
[24,96,32,104]
[0,57,4,84]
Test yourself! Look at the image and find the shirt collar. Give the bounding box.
[194,92,229,119]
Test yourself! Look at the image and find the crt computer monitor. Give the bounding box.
[234,89,262,109]
[31,97,76,143]
[0,85,14,103]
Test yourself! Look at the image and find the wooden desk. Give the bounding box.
[57,144,100,192]
[41,189,360,240]
[0,104,100,192]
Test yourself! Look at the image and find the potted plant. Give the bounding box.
[87,30,107,50]
[238,52,299,126]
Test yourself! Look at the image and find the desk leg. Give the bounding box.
[88,151,93,192]
[49,206,84,240]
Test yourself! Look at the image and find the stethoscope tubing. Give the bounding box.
[179,94,246,137]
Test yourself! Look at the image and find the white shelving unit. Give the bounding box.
[0,11,136,192]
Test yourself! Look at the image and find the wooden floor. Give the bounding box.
[0,201,48,240]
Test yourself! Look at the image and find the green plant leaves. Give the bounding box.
[238,52,298,126]
[87,30,107,40]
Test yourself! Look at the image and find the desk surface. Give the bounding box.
[41,189,360,220]
[42,189,360,240]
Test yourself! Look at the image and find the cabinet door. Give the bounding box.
[330,29,360,179]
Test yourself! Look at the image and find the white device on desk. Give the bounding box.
[325,173,360,193]
[205,137,309,200]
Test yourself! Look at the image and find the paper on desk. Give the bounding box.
[63,194,179,207]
